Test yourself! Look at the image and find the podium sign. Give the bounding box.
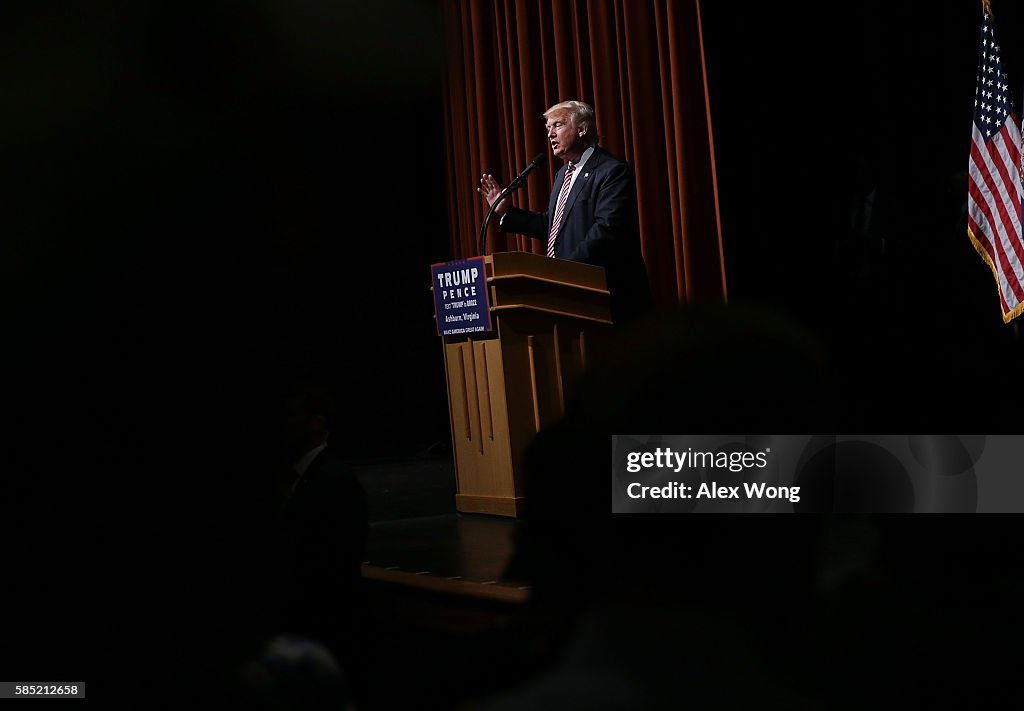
[431,257,492,336]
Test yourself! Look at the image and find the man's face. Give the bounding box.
[545,110,584,161]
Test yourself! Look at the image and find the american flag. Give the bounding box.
[968,3,1024,323]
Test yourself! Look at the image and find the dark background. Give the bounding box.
[5,1,1023,474]
[2,0,1023,693]
[0,0,454,687]
[702,0,1024,431]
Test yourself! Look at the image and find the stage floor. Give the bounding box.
[352,457,888,603]
[354,457,530,602]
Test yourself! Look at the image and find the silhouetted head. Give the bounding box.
[283,381,336,462]
[220,634,357,710]
[518,304,830,612]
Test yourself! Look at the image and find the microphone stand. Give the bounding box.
[478,180,524,257]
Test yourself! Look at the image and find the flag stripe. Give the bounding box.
[971,127,1024,288]
[969,134,1024,303]
[967,164,1024,306]
[983,128,1024,228]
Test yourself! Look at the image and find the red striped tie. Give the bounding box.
[546,162,576,258]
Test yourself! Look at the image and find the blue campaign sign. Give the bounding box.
[431,257,492,336]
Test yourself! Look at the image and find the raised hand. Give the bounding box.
[477,173,509,215]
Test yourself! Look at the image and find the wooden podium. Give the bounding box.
[437,252,612,517]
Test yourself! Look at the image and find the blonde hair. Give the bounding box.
[544,100,598,146]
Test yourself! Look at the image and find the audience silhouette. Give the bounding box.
[264,380,370,700]
[218,632,359,710]
[473,305,1022,709]
[473,306,830,709]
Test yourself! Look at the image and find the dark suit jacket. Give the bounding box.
[500,146,651,323]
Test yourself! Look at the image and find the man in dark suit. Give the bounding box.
[478,100,652,324]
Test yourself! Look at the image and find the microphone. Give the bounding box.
[507,153,548,190]
[479,153,549,257]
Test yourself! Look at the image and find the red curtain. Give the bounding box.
[441,0,726,306]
